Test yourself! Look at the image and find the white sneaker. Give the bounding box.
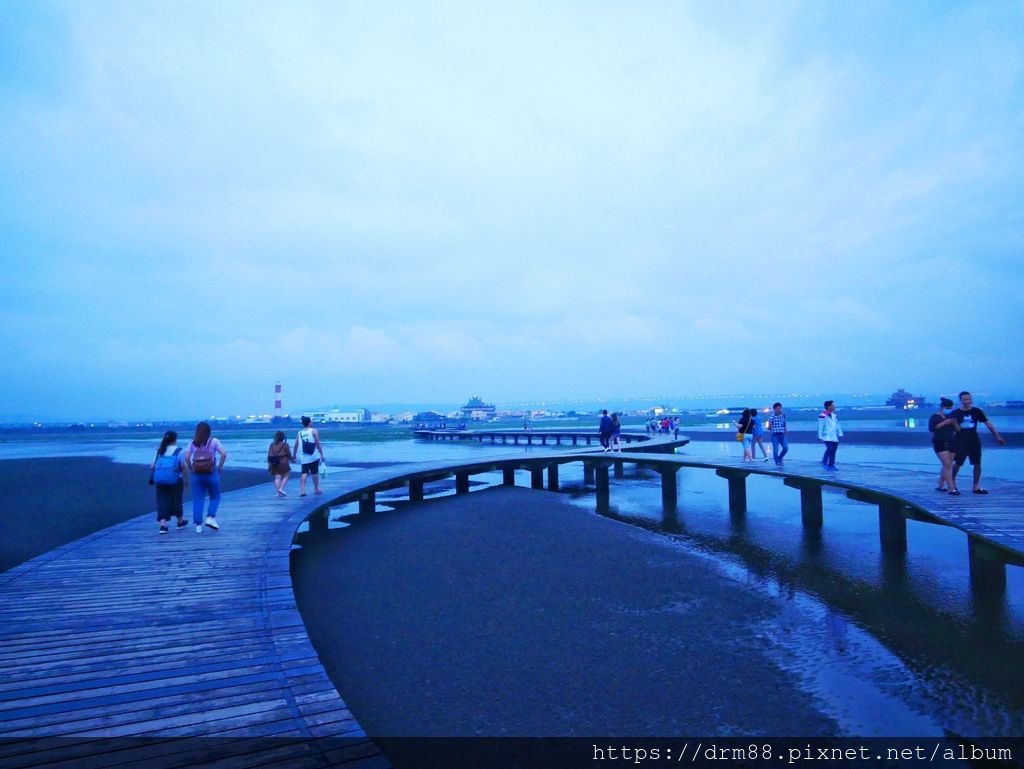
[195,524,203,533]
[205,516,219,530]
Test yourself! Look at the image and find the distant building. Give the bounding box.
[886,389,929,410]
[307,409,370,424]
[412,411,446,429]
[460,396,497,421]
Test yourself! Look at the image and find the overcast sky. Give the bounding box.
[2,1,1022,420]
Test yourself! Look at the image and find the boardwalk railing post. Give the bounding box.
[359,491,375,515]
[614,461,624,479]
[583,464,595,485]
[595,464,610,513]
[455,472,470,495]
[572,436,578,446]
[968,536,1007,594]
[503,466,516,486]
[547,464,559,491]
[408,479,424,502]
[878,500,907,554]
[660,466,678,514]
[716,469,749,514]
[531,466,544,490]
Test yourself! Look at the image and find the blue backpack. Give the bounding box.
[153,447,183,485]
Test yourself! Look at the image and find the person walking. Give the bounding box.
[950,390,1006,494]
[768,402,789,467]
[609,412,622,453]
[929,397,960,495]
[185,421,227,532]
[267,430,294,497]
[736,408,754,462]
[749,407,769,461]
[294,416,325,496]
[817,400,843,471]
[151,430,188,534]
[598,409,613,452]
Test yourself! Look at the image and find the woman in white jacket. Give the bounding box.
[817,400,843,471]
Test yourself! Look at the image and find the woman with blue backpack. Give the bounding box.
[150,430,188,534]
[185,421,228,533]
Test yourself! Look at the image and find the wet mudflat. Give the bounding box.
[291,486,837,738]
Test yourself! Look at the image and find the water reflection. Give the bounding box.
[561,471,1024,736]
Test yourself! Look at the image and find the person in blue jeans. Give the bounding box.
[817,400,843,471]
[768,402,789,466]
[185,421,228,533]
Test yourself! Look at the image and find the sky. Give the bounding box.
[1,1,1023,421]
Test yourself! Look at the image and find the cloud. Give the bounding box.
[1,1,1023,418]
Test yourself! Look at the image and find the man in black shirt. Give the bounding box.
[951,391,1006,494]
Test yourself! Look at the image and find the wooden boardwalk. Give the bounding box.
[0,440,1021,767]
[0,474,399,769]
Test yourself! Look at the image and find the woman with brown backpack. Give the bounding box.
[267,430,294,497]
[185,421,228,533]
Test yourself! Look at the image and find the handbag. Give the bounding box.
[735,432,744,442]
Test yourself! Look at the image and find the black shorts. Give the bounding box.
[954,442,981,467]
[932,439,953,455]
[301,460,320,474]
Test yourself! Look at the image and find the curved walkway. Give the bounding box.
[0,476,396,769]
[1,442,1021,767]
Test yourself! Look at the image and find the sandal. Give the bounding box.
[948,490,961,496]
[973,488,989,495]
[935,487,946,492]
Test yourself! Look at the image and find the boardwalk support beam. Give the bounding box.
[531,467,544,490]
[408,479,424,502]
[547,464,559,492]
[503,466,516,486]
[583,464,595,485]
[359,491,375,515]
[660,467,678,513]
[455,472,470,495]
[968,536,1007,595]
[595,465,610,513]
[878,500,908,554]
[785,478,824,529]
[716,469,749,514]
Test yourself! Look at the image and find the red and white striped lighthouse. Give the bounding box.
[274,382,282,418]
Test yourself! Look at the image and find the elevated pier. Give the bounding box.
[1,444,1022,766]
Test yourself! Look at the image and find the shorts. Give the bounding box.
[954,442,981,467]
[932,439,953,455]
[301,460,320,474]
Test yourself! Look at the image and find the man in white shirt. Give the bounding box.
[817,400,844,471]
